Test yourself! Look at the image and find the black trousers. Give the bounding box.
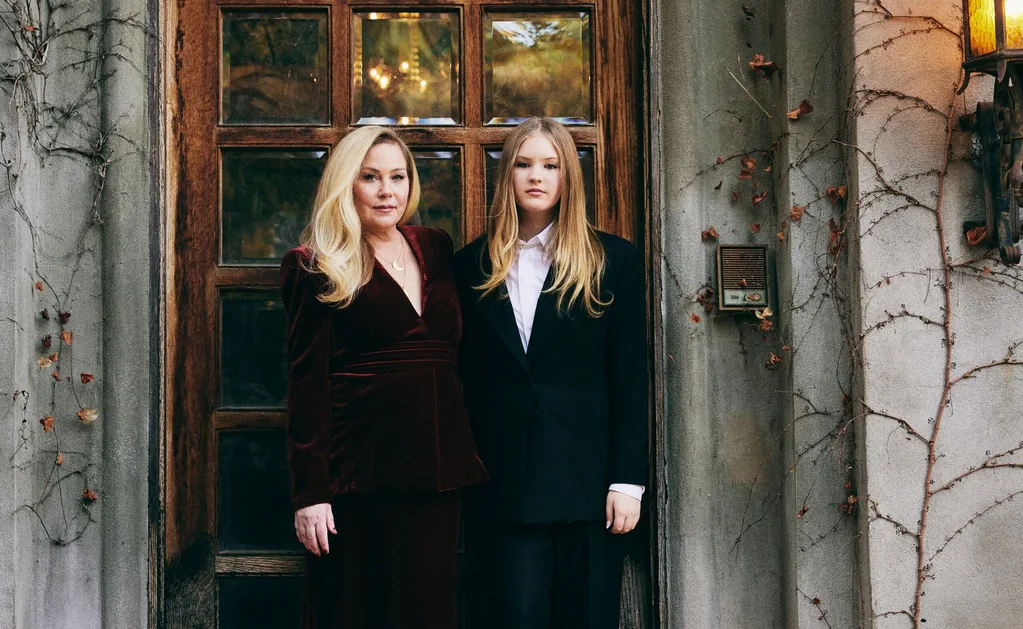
[484,521,627,629]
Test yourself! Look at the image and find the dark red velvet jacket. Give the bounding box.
[280,225,488,510]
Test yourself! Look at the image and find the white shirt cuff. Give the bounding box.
[608,483,645,501]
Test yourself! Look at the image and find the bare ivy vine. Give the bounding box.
[670,2,1023,627]
[1,1,142,545]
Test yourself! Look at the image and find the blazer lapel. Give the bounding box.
[475,248,529,371]
[525,267,561,365]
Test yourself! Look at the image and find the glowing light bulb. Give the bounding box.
[369,68,379,79]
[401,61,410,72]
[420,80,427,88]
[369,12,379,20]
[379,76,390,89]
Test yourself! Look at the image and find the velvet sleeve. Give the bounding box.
[606,243,649,486]
[280,250,334,510]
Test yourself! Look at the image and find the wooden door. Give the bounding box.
[165,1,646,626]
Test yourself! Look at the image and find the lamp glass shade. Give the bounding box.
[969,0,997,56]
[1008,0,1023,48]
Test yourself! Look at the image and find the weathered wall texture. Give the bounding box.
[652,0,858,626]
[850,2,1023,628]
[0,1,154,628]
[653,0,1023,627]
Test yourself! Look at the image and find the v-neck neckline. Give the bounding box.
[372,225,427,320]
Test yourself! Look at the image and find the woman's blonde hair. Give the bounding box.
[477,117,608,317]
[300,126,420,307]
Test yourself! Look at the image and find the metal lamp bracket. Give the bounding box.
[961,66,1023,265]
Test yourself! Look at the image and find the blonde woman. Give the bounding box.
[280,126,487,629]
[455,118,648,629]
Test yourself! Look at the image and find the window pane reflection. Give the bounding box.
[353,12,460,125]
[484,12,592,125]
[221,290,287,409]
[222,11,329,125]
[221,149,326,265]
[411,150,462,247]
[485,147,594,222]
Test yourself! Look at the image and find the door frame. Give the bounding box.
[155,0,663,626]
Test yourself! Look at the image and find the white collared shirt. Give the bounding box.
[504,222,645,503]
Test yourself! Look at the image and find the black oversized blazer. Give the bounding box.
[455,231,648,524]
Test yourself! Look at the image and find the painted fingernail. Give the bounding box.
[606,521,611,529]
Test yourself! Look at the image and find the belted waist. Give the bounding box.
[334,341,458,375]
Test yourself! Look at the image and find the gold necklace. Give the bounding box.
[378,239,406,272]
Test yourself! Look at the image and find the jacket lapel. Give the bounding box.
[525,267,560,365]
[475,247,530,371]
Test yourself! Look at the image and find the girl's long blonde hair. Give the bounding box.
[477,117,609,317]
[300,126,420,307]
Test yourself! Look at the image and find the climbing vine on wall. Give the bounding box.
[0,1,142,545]
[669,2,1023,627]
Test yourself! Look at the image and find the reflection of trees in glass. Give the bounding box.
[487,14,591,122]
[355,14,459,123]
[222,150,326,263]
[412,152,461,246]
[223,13,328,124]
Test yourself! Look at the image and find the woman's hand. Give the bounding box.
[605,491,641,534]
[294,503,336,556]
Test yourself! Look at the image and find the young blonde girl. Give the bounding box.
[456,118,648,629]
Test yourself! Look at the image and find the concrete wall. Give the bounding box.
[652,0,1023,627]
[0,0,155,627]
[652,0,858,626]
[849,1,1023,627]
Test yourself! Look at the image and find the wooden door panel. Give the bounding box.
[167,1,646,626]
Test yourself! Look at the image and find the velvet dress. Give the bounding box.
[280,225,488,629]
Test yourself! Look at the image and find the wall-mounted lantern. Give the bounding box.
[959,0,1023,264]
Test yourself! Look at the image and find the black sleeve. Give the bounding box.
[605,243,649,486]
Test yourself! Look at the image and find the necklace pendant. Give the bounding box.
[391,259,405,272]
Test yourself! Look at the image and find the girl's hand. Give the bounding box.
[294,503,337,556]
[605,491,641,534]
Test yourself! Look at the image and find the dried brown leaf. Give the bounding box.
[81,488,98,505]
[966,225,987,246]
[786,99,814,120]
[77,407,99,424]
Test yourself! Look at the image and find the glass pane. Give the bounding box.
[219,430,298,551]
[353,12,460,125]
[969,0,996,56]
[221,290,287,409]
[485,147,595,222]
[1008,4,1023,49]
[222,11,329,125]
[484,12,592,125]
[222,149,326,265]
[411,150,462,247]
[219,576,303,629]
